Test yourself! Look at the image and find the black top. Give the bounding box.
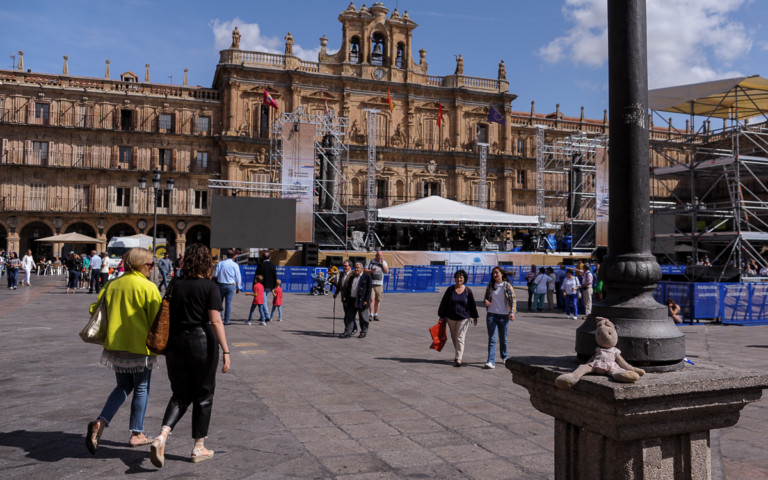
[169,278,223,331]
[438,285,479,321]
[256,260,277,290]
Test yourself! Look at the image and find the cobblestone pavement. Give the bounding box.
[0,276,766,479]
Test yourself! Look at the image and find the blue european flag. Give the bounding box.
[488,106,506,125]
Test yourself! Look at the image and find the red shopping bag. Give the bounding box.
[429,318,447,352]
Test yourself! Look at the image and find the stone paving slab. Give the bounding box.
[0,276,766,479]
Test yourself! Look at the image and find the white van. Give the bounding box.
[106,235,167,269]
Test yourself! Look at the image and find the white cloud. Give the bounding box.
[210,18,321,62]
[539,0,753,88]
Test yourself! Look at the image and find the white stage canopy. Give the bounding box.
[349,196,539,227]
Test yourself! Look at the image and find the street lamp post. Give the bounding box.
[139,169,174,277]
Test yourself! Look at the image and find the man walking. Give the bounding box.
[213,249,242,325]
[157,253,173,291]
[365,251,388,321]
[88,250,102,294]
[340,262,371,338]
[334,261,356,334]
[256,251,277,321]
[525,265,537,310]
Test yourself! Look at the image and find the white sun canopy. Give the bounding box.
[349,196,539,227]
[649,75,768,120]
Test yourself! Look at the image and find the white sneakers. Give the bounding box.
[483,362,495,369]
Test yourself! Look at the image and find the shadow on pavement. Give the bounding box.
[284,329,338,338]
[376,356,453,365]
[0,430,186,473]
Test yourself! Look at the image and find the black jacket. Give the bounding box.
[343,272,372,310]
[256,259,277,291]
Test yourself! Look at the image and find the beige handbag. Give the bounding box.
[80,299,108,345]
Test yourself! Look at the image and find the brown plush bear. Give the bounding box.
[555,317,645,389]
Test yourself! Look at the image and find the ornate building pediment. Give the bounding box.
[362,96,390,108]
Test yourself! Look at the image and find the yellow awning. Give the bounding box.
[649,75,768,120]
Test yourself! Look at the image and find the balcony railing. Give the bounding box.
[0,193,211,216]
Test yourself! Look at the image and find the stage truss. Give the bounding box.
[537,128,607,252]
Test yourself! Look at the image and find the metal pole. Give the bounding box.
[575,0,684,371]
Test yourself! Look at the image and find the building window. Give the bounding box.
[371,32,386,66]
[195,151,209,169]
[159,148,171,169]
[376,179,388,204]
[376,114,388,147]
[30,183,47,210]
[425,119,437,150]
[77,105,89,128]
[423,182,439,197]
[156,189,171,208]
[350,36,361,64]
[159,113,174,132]
[35,103,50,125]
[194,190,208,210]
[118,146,132,168]
[259,106,270,138]
[74,145,84,166]
[476,123,488,144]
[197,115,210,134]
[517,139,526,155]
[32,141,48,163]
[116,187,131,207]
[517,170,526,187]
[120,109,133,131]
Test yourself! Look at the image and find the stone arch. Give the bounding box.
[149,223,177,259]
[349,35,361,63]
[186,224,211,248]
[20,221,54,259]
[106,223,137,240]
[370,31,387,66]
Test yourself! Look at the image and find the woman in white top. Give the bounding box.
[532,267,549,312]
[482,267,516,369]
[546,267,557,311]
[561,269,581,319]
[20,250,35,287]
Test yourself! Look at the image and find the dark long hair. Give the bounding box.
[485,266,510,301]
[181,243,213,279]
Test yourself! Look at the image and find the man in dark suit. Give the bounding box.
[255,250,277,321]
[340,262,371,338]
[334,260,355,334]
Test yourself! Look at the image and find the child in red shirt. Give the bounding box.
[271,279,283,321]
[246,275,267,325]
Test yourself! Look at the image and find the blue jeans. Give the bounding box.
[159,270,169,290]
[99,368,152,432]
[7,268,18,288]
[218,283,236,324]
[533,293,545,311]
[271,304,282,320]
[262,291,271,320]
[486,313,510,365]
[565,293,579,317]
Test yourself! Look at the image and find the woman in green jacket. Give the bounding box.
[85,247,162,454]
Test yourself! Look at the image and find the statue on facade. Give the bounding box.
[285,32,294,56]
[455,54,463,75]
[231,27,241,49]
[498,60,506,80]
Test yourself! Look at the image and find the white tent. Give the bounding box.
[350,196,539,227]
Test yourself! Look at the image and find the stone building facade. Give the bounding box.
[3,2,683,257]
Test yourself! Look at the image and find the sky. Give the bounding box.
[3,0,768,126]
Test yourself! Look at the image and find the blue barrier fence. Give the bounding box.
[654,281,768,325]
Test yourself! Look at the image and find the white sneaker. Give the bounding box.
[483,362,495,369]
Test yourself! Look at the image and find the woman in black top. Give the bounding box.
[437,269,479,367]
[150,244,230,468]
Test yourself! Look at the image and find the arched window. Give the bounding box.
[395,42,405,69]
[371,32,386,66]
[349,36,361,63]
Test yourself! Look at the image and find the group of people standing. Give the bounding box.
[525,263,598,320]
[333,251,390,339]
[85,244,230,468]
[1,249,36,290]
[212,249,282,326]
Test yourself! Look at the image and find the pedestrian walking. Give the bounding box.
[482,267,516,369]
[525,265,537,310]
[366,250,389,321]
[437,269,479,367]
[212,249,241,326]
[546,267,556,310]
[85,247,162,455]
[21,249,34,287]
[532,267,549,312]
[581,264,594,317]
[561,269,581,320]
[149,243,230,468]
[339,262,371,338]
[246,275,267,326]
[157,253,173,291]
[271,279,283,322]
[6,252,20,289]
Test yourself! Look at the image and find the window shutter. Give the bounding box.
[132,146,138,169]
[171,149,177,171]
[47,141,55,166]
[152,148,159,169]
[107,185,116,213]
[110,145,118,169]
[192,114,198,134]
[2,138,8,163]
[174,113,180,134]
[132,109,138,131]
[168,189,177,215]
[188,188,195,213]
[27,101,34,123]
[49,101,58,126]
[24,140,32,163]
[130,186,139,213]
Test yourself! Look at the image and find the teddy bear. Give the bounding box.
[555,317,645,389]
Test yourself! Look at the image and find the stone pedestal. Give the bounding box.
[506,356,768,480]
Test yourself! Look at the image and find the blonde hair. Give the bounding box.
[275,279,281,286]
[122,248,154,272]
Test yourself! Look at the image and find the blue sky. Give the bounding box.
[3,0,768,125]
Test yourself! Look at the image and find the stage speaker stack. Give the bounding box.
[303,243,319,267]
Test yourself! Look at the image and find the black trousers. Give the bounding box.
[343,300,369,335]
[162,325,218,438]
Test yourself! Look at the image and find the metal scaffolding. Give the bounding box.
[209,106,351,248]
[537,128,608,252]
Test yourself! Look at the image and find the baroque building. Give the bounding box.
[3,1,683,257]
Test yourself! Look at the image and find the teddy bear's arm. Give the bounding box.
[615,354,645,376]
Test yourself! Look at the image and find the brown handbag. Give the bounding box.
[146,278,175,354]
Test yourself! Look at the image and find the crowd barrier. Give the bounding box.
[654,281,768,325]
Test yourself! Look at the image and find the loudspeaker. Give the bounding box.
[568,160,582,218]
[303,243,319,267]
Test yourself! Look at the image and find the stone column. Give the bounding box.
[7,233,20,253]
[575,0,684,371]
[503,172,514,213]
[506,357,768,480]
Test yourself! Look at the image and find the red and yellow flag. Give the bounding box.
[264,89,279,110]
[386,88,394,113]
[437,103,444,127]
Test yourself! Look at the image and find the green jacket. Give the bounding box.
[90,271,162,355]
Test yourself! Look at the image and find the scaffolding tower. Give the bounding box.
[537,128,608,252]
[265,106,350,248]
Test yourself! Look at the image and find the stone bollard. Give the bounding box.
[506,356,768,480]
